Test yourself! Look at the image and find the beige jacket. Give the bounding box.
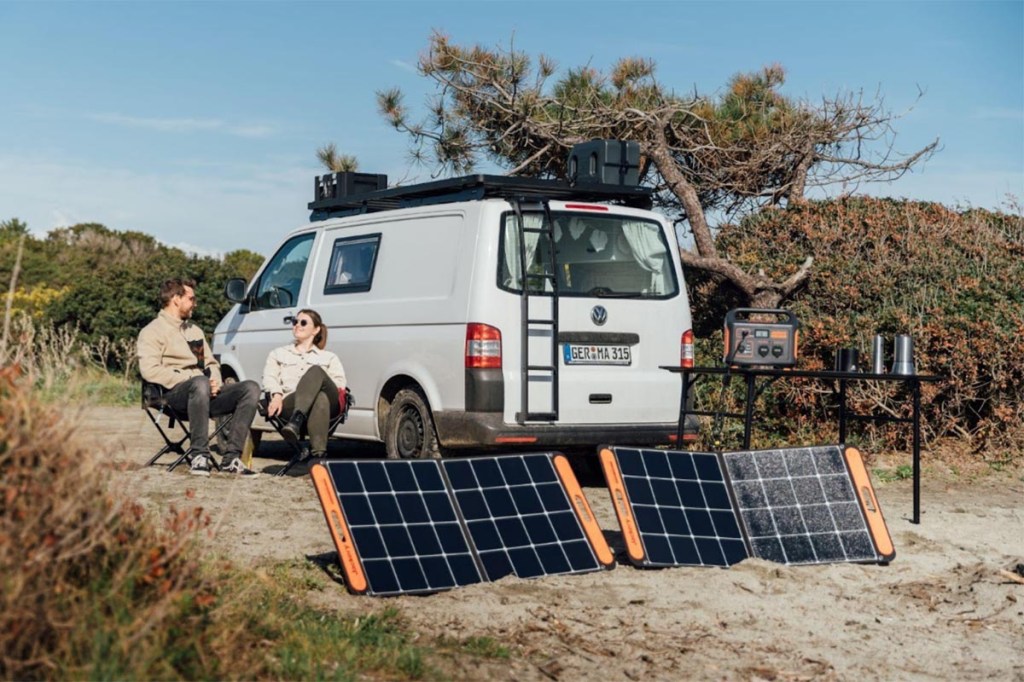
[262,344,346,396]
[137,310,221,389]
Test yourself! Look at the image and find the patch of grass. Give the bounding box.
[872,464,913,483]
[259,605,430,681]
[36,364,137,406]
[436,635,511,660]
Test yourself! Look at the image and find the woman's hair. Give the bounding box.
[297,308,327,349]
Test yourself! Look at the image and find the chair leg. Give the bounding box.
[277,442,310,477]
[144,408,190,467]
[166,414,234,473]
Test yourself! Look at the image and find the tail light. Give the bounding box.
[466,323,502,369]
[681,329,694,368]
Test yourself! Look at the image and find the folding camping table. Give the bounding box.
[661,366,943,524]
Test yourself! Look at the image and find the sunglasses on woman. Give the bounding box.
[293,319,311,327]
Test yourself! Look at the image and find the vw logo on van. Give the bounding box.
[591,305,608,326]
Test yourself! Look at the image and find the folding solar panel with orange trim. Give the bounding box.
[599,444,894,568]
[311,453,614,596]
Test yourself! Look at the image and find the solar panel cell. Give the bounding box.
[694,537,728,565]
[359,462,392,492]
[498,456,532,485]
[522,513,557,545]
[478,551,513,580]
[790,476,827,505]
[423,492,458,522]
[780,535,816,563]
[730,480,766,508]
[667,451,698,480]
[560,540,596,571]
[692,452,724,481]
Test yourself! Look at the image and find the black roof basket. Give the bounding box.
[308,173,653,221]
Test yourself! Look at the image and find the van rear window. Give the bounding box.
[498,212,678,298]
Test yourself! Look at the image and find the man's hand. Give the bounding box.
[267,394,284,417]
[209,375,221,396]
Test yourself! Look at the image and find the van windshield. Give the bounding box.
[498,211,678,298]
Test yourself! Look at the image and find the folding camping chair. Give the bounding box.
[259,386,353,477]
[141,380,232,472]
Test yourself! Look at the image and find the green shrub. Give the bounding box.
[688,197,1024,455]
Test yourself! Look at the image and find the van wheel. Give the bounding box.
[385,388,440,460]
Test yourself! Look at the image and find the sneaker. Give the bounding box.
[190,454,211,477]
[224,457,260,477]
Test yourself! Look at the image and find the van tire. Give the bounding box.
[385,388,441,460]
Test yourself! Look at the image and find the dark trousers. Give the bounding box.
[281,365,339,454]
[166,375,260,461]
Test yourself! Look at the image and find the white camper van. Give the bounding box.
[212,161,698,459]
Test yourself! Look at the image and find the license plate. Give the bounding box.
[563,343,632,366]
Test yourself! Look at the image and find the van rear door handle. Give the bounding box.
[283,315,295,326]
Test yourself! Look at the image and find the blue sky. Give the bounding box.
[1,0,1021,257]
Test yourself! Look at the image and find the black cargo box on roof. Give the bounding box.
[308,173,654,221]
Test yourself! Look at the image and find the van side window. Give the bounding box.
[324,234,381,295]
[250,233,315,310]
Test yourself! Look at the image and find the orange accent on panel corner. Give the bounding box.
[843,446,895,560]
[552,454,614,567]
[310,463,369,593]
[598,448,645,563]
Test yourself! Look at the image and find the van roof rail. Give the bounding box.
[308,173,653,221]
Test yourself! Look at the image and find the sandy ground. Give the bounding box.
[81,406,1023,681]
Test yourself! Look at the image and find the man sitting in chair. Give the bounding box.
[137,278,260,476]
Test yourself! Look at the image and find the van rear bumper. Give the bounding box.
[434,411,700,449]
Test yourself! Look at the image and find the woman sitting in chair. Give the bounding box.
[262,309,346,458]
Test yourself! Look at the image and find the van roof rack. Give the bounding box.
[308,173,653,220]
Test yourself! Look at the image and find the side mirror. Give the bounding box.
[224,278,248,303]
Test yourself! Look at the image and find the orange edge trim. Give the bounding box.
[843,446,895,560]
[598,448,645,563]
[553,454,614,567]
[310,463,369,593]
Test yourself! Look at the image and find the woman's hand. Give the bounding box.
[267,393,284,417]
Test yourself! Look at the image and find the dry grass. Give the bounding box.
[0,367,440,680]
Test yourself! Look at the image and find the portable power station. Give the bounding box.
[723,308,800,367]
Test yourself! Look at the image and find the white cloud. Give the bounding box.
[390,59,418,74]
[87,112,275,138]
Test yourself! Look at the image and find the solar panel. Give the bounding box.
[723,445,894,565]
[600,446,748,567]
[599,445,893,568]
[310,453,613,596]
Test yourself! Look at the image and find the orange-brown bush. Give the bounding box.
[0,366,219,679]
[0,368,433,680]
[688,197,1024,457]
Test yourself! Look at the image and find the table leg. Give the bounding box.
[742,373,756,449]
[913,380,922,524]
[676,370,691,446]
[838,379,848,443]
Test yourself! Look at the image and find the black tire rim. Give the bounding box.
[395,405,424,458]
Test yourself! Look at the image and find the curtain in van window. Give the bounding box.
[503,214,542,289]
[622,221,670,294]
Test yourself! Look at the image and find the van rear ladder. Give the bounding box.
[512,199,559,423]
